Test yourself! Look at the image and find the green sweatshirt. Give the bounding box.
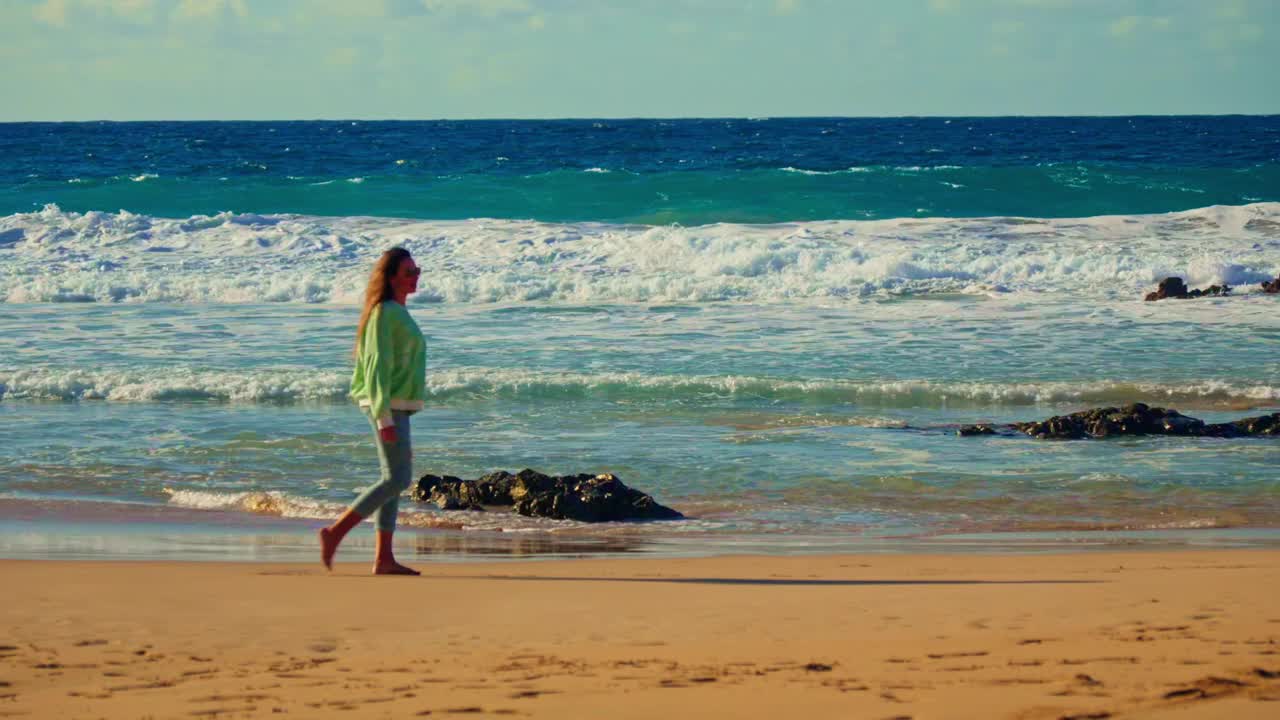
[349,300,426,429]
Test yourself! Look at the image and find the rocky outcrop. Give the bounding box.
[956,404,1280,440]
[411,475,484,510]
[1144,277,1231,301]
[411,469,684,522]
[1262,276,1280,294]
[1203,413,1280,437]
[1011,404,1203,439]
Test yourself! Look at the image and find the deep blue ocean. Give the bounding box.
[3,116,1278,223]
[1,117,1278,561]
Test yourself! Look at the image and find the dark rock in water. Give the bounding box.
[1234,413,1280,436]
[410,474,457,501]
[957,424,997,436]
[1187,284,1230,299]
[1203,413,1280,438]
[1144,277,1230,301]
[475,471,516,505]
[412,469,683,522]
[508,468,562,503]
[1160,414,1205,435]
[411,474,485,511]
[981,406,1280,441]
[1147,276,1188,300]
[512,472,684,522]
[1262,276,1280,294]
[1011,403,1204,440]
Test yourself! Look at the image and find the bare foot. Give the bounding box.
[373,561,420,576]
[319,527,337,571]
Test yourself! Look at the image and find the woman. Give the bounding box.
[320,247,426,575]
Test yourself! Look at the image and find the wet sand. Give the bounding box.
[2,550,1278,719]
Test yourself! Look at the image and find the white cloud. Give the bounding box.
[32,0,69,27]
[1108,14,1175,39]
[31,0,162,28]
[990,19,1023,35]
[327,46,359,66]
[1005,0,1078,7]
[1238,23,1263,43]
[1204,26,1231,50]
[421,0,532,17]
[1217,2,1246,20]
[877,23,899,49]
[308,0,390,19]
[85,0,156,23]
[774,0,800,15]
[172,0,248,22]
[1108,16,1141,37]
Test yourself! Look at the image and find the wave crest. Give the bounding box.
[4,366,1276,409]
[1,203,1278,305]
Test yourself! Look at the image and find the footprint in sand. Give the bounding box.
[189,707,257,717]
[509,690,560,699]
[1162,675,1249,701]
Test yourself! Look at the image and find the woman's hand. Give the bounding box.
[380,426,398,444]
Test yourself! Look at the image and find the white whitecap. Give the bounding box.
[0,202,1277,306]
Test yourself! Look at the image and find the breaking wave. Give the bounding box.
[1,202,1277,305]
[4,366,1277,409]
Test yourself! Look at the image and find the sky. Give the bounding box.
[4,0,1278,120]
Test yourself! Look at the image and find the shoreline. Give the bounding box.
[3,550,1277,719]
[3,512,1280,564]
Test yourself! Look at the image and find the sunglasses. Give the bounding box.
[403,267,421,278]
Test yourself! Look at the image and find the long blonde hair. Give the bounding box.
[354,247,412,357]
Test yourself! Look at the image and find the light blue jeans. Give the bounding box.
[349,410,412,532]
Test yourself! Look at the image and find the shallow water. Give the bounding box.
[2,299,1278,557]
[2,118,1279,560]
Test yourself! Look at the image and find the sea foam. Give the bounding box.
[1,203,1277,305]
[4,366,1276,408]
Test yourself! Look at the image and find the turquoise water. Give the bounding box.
[2,118,1279,560]
[2,298,1278,559]
[5,117,1278,223]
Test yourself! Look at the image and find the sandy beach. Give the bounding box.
[1,550,1277,719]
